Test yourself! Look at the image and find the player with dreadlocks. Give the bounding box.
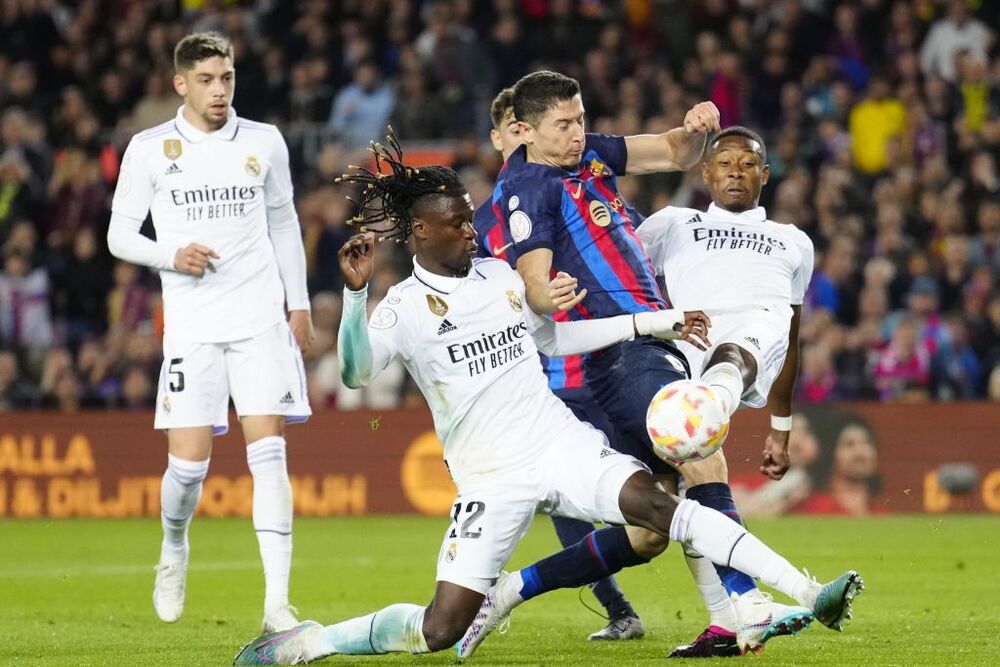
[233,136,862,666]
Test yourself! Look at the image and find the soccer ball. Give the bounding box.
[645,380,730,464]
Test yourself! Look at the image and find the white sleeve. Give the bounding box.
[635,208,675,275]
[107,211,178,271]
[526,308,635,357]
[264,130,294,208]
[790,231,815,305]
[111,138,154,221]
[338,286,409,388]
[267,200,310,311]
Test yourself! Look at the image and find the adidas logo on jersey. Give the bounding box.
[685,214,702,224]
[164,162,182,175]
[437,319,457,335]
[279,391,294,405]
[744,336,760,350]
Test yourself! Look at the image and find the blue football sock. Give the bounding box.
[519,525,647,601]
[686,482,757,595]
[550,516,634,618]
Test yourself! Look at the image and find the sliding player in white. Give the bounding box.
[232,139,861,665]
[637,126,817,656]
[107,32,311,632]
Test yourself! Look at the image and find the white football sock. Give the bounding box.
[670,499,814,606]
[311,603,430,657]
[247,436,293,611]
[684,548,737,631]
[701,362,744,417]
[160,454,210,562]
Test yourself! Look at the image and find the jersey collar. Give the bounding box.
[707,202,767,222]
[173,105,239,143]
[412,257,485,294]
[509,144,583,177]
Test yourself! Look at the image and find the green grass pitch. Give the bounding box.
[2,515,998,665]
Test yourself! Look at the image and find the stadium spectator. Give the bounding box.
[849,71,907,175]
[0,244,53,366]
[919,0,993,83]
[0,348,38,410]
[327,59,396,147]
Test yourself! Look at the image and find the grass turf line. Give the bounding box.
[1,515,997,665]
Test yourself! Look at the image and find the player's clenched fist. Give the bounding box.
[338,232,376,291]
[548,271,588,311]
[682,101,721,135]
[173,243,219,277]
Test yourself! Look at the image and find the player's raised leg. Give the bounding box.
[155,426,212,623]
[459,469,862,656]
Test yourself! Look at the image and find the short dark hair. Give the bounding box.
[337,129,465,242]
[512,70,580,126]
[709,126,767,163]
[174,32,233,73]
[489,88,515,129]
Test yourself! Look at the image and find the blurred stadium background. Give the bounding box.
[0,0,999,663]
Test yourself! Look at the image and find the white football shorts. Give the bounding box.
[435,419,646,593]
[676,306,791,409]
[154,320,311,434]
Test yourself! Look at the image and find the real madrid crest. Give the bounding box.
[589,200,611,227]
[162,394,171,414]
[506,289,523,312]
[426,293,449,317]
[245,156,261,177]
[445,542,457,563]
[163,139,182,161]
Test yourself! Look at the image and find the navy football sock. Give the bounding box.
[686,482,757,595]
[519,526,647,601]
[550,516,634,618]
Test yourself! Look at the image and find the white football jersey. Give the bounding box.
[111,106,292,342]
[364,257,580,486]
[637,204,814,318]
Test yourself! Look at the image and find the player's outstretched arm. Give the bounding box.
[529,308,711,357]
[761,305,802,481]
[623,102,721,175]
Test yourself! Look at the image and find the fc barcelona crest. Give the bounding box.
[590,158,606,176]
[245,156,261,177]
[163,139,182,161]
[426,293,449,317]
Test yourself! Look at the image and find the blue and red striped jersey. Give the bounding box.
[473,134,654,390]
[494,134,664,319]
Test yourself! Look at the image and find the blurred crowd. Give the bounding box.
[1,0,999,414]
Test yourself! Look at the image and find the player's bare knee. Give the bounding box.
[625,525,668,559]
[240,414,286,444]
[707,343,757,385]
[681,449,729,485]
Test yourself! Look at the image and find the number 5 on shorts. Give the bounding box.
[168,358,185,392]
